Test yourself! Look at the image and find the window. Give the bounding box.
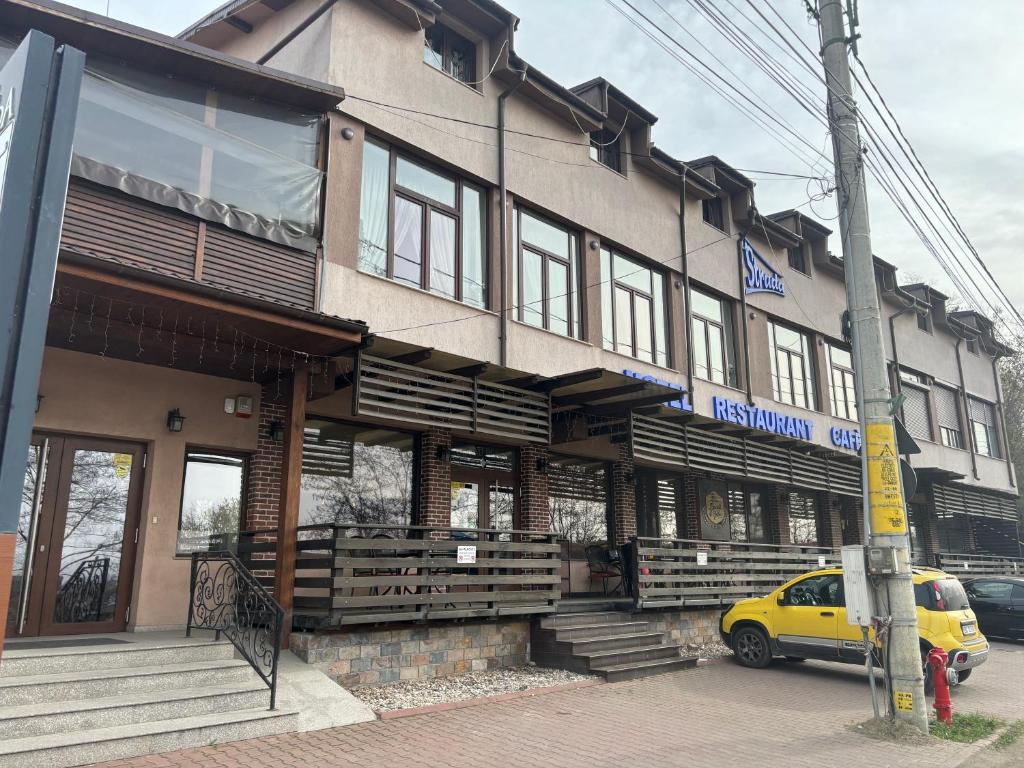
[299,420,415,527]
[768,321,817,410]
[424,23,476,85]
[917,312,932,333]
[934,385,964,449]
[784,573,841,606]
[514,208,581,337]
[969,398,1001,458]
[965,581,1014,600]
[690,287,737,386]
[900,383,933,442]
[788,491,820,545]
[589,129,622,172]
[702,198,725,230]
[358,140,487,308]
[548,458,609,546]
[601,247,670,365]
[827,344,857,421]
[966,337,980,354]
[728,484,766,543]
[177,452,246,554]
[787,245,808,274]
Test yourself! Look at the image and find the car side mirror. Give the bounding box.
[777,593,786,606]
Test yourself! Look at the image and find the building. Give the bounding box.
[0,0,1019,761]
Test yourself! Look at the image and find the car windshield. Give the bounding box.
[935,578,971,611]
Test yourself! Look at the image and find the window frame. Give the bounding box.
[702,197,726,231]
[176,448,248,556]
[933,384,964,450]
[826,342,857,421]
[423,22,477,87]
[768,320,818,411]
[603,247,670,366]
[589,128,623,173]
[514,207,581,338]
[787,244,808,275]
[361,139,488,308]
[916,312,933,333]
[968,397,1001,459]
[898,369,934,442]
[690,286,737,387]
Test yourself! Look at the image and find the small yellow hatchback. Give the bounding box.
[720,566,988,686]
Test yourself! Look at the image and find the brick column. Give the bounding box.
[678,472,700,539]
[519,444,550,533]
[0,533,14,657]
[840,496,863,545]
[610,442,637,546]
[766,485,791,545]
[246,381,286,531]
[819,493,844,549]
[418,428,452,530]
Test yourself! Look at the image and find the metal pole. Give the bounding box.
[816,0,928,732]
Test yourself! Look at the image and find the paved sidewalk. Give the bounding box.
[92,641,1024,768]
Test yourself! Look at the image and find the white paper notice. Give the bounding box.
[457,545,477,564]
[696,551,709,566]
[818,555,827,567]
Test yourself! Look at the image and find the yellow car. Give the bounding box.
[720,566,988,686]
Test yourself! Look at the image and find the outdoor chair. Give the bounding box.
[585,544,625,596]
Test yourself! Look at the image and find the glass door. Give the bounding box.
[9,435,144,637]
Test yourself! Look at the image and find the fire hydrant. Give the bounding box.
[928,647,953,725]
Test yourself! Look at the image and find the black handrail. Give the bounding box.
[186,550,285,710]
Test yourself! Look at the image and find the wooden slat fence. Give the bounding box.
[630,537,839,609]
[932,552,1024,578]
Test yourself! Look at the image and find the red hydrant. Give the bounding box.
[928,647,953,725]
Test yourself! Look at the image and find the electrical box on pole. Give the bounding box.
[841,546,872,627]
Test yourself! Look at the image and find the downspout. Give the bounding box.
[953,337,980,481]
[498,61,528,368]
[736,231,753,406]
[990,351,1016,489]
[887,298,916,405]
[679,173,694,402]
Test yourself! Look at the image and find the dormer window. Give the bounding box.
[966,337,980,354]
[787,245,808,275]
[916,312,932,333]
[589,129,622,172]
[424,23,476,85]
[702,198,725,230]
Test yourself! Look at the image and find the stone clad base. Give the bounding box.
[290,620,530,687]
[636,608,723,650]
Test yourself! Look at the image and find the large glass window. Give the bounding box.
[299,421,415,527]
[601,247,669,366]
[788,492,820,545]
[358,139,487,308]
[768,321,817,410]
[691,287,736,386]
[424,23,476,85]
[969,398,1001,458]
[934,385,964,449]
[728,483,766,543]
[177,452,246,554]
[827,343,857,421]
[899,370,933,442]
[515,208,581,337]
[548,458,608,545]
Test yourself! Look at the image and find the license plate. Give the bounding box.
[961,622,977,636]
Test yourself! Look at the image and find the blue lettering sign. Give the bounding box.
[623,370,693,412]
[711,396,814,442]
[742,239,785,297]
[829,426,863,452]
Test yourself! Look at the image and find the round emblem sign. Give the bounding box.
[704,491,726,526]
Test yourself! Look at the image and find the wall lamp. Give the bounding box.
[535,456,550,475]
[341,126,355,140]
[268,420,285,442]
[166,408,186,433]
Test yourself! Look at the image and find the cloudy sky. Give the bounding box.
[72,0,1023,322]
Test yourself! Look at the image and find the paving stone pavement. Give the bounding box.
[91,640,1024,768]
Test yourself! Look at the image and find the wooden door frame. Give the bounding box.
[450,465,517,532]
[24,434,145,637]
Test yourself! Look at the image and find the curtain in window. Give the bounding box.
[393,198,423,287]
[461,185,486,308]
[358,141,390,276]
[429,211,457,298]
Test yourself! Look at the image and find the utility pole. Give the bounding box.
[816,0,929,732]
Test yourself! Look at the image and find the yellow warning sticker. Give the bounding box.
[894,691,913,712]
[865,422,907,535]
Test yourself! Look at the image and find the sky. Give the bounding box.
[70,0,1024,323]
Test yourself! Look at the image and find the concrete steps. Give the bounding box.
[531,610,698,681]
[0,636,297,768]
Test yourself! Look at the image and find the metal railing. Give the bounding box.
[238,523,561,627]
[627,537,839,610]
[186,550,285,710]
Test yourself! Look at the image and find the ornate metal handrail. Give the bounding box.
[186,550,284,710]
[55,556,110,623]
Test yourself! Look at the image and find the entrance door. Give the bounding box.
[450,468,516,537]
[6,435,144,637]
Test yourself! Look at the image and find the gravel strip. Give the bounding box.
[352,666,592,712]
[689,640,733,660]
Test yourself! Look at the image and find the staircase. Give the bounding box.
[0,635,298,768]
[531,606,697,682]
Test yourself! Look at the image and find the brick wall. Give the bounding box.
[246,381,286,531]
[291,620,530,687]
[766,485,791,545]
[841,496,863,545]
[610,442,636,546]
[640,608,723,651]
[820,493,844,549]
[418,428,452,530]
[519,444,550,532]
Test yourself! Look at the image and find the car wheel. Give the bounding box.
[957,669,971,684]
[733,626,772,668]
[784,656,806,663]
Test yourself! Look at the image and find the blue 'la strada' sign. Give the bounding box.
[742,238,785,297]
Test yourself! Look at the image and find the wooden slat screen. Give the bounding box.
[630,415,862,497]
[933,552,1023,577]
[202,227,316,309]
[356,355,550,443]
[933,483,1018,522]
